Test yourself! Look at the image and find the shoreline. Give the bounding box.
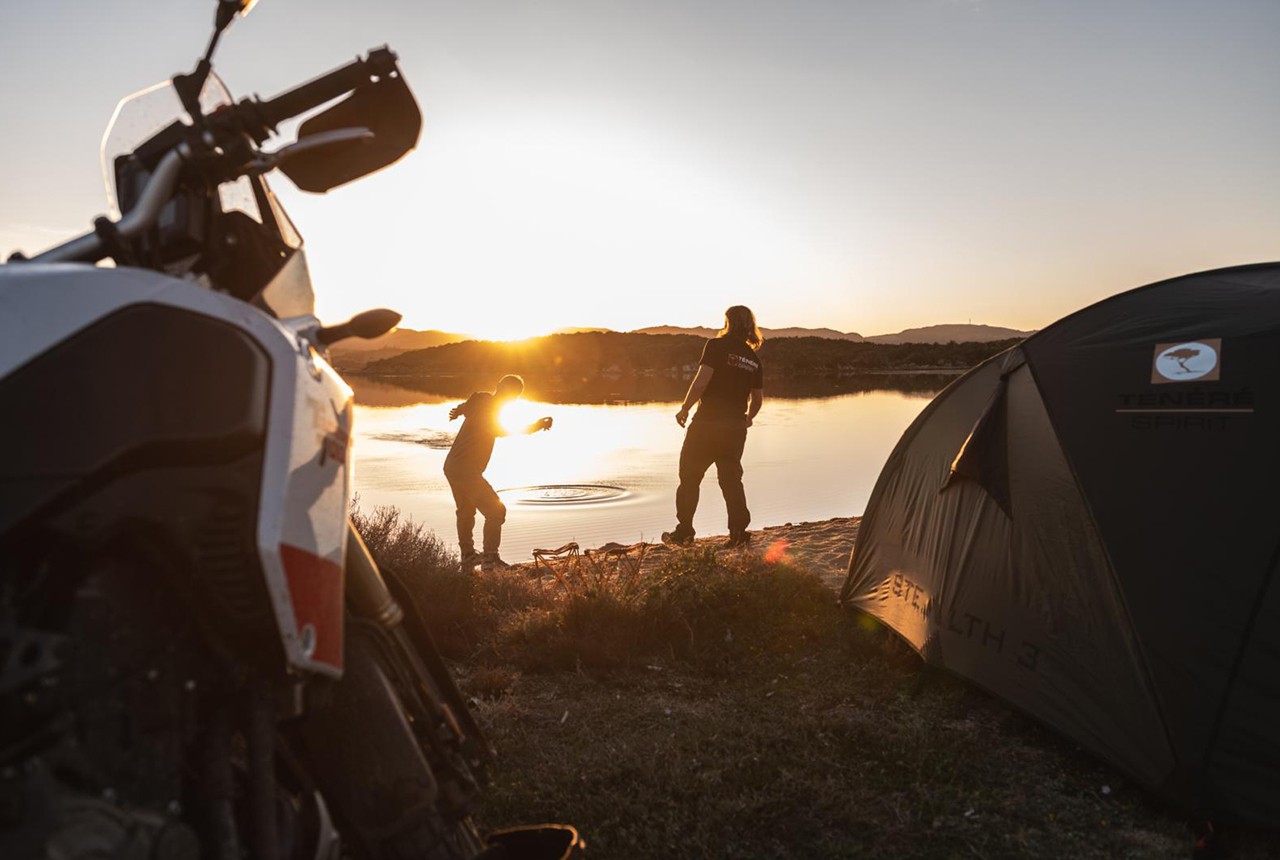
[347,371,955,406]
[519,515,861,594]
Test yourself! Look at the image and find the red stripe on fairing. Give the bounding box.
[279,544,344,670]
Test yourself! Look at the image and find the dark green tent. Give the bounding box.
[841,263,1280,824]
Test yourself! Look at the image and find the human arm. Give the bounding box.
[524,416,554,434]
[675,365,714,427]
[744,352,764,427]
[745,388,763,427]
[448,393,479,421]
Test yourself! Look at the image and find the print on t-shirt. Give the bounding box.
[696,337,764,420]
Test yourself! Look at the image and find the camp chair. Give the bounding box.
[531,542,580,593]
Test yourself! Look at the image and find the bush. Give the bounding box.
[352,508,843,676]
[486,546,843,676]
[351,505,477,656]
[352,505,544,658]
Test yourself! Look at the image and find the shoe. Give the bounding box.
[661,529,694,547]
[723,531,751,549]
[481,553,514,570]
[460,551,481,570]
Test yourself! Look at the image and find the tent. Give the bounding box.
[840,263,1280,824]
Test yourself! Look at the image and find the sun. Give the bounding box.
[462,320,556,343]
[497,399,545,436]
[300,104,822,341]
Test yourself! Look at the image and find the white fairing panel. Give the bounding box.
[0,263,350,676]
[264,314,353,675]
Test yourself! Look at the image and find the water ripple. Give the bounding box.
[370,430,455,449]
[500,484,630,506]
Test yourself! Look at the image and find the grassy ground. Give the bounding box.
[354,508,1276,860]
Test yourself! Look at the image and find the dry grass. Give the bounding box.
[355,507,1276,859]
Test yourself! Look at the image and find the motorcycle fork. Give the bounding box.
[344,524,490,775]
[322,526,487,842]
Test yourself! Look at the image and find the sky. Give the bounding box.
[3,0,1280,340]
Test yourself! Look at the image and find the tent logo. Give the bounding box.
[1151,339,1221,384]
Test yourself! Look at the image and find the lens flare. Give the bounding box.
[764,538,792,565]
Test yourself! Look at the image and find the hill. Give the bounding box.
[865,323,1033,344]
[329,327,467,371]
[338,324,1033,373]
[634,323,1032,343]
[363,331,705,379]
[360,330,1023,381]
[633,325,865,341]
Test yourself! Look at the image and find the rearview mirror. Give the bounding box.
[279,69,422,194]
[316,309,403,346]
[219,0,259,17]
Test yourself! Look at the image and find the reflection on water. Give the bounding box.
[500,484,630,505]
[352,371,956,406]
[349,378,457,408]
[350,375,948,562]
[367,429,456,449]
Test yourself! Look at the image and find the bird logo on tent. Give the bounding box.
[1152,340,1220,383]
[1162,347,1202,374]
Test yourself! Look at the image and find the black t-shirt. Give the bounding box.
[444,392,503,473]
[694,337,763,420]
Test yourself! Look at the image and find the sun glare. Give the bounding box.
[497,399,544,436]
[309,106,832,341]
[484,397,665,494]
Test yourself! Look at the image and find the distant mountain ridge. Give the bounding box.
[360,329,1023,382]
[865,323,1034,344]
[332,327,467,353]
[634,325,865,341]
[633,323,1032,344]
[329,327,467,371]
[334,322,1033,372]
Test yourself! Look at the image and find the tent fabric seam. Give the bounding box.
[1195,530,1280,805]
[841,346,1023,603]
[1019,349,1182,782]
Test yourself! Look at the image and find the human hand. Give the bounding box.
[449,406,461,421]
[539,416,554,431]
[675,407,689,428]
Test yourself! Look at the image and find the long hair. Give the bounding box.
[719,305,763,347]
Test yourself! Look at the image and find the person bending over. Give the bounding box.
[445,374,552,569]
[662,305,764,549]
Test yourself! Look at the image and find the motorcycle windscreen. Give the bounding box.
[280,70,422,194]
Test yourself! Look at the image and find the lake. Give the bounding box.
[349,375,952,562]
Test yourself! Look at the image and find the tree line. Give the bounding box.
[361,331,1023,380]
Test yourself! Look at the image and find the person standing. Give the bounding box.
[662,306,764,549]
[445,374,553,569]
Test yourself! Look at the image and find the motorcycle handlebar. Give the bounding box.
[28,147,189,264]
[22,47,401,264]
[240,46,400,138]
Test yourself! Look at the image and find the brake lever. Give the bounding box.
[248,127,375,175]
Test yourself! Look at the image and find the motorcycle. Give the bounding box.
[0,2,582,857]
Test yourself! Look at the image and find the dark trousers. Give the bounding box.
[445,468,506,555]
[675,416,750,537]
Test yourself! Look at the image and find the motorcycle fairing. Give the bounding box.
[269,302,354,675]
[0,264,350,677]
